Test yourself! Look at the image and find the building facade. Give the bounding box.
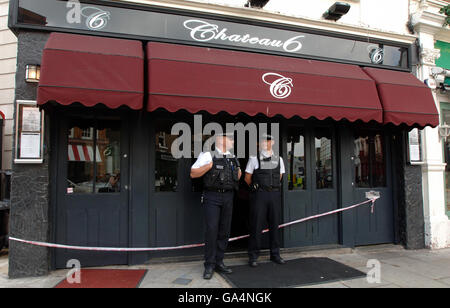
[410,0,450,249]
[5,0,446,278]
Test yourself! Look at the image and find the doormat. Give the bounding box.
[219,257,365,288]
[55,269,147,288]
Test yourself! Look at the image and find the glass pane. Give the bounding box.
[354,135,370,188]
[96,124,121,193]
[287,129,306,190]
[67,126,95,194]
[373,134,386,187]
[155,119,179,192]
[315,128,333,189]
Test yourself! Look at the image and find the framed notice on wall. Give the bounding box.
[407,128,423,164]
[14,100,44,164]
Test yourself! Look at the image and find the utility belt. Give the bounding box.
[250,183,281,192]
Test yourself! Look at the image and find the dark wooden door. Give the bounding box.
[352,130,394,245]
[283,124,339,247]
[55,113,129,268]
[148,114,204,258]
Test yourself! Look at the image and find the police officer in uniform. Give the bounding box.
[191,133,242,280]
[245,134,286,267]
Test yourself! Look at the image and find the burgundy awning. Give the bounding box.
[38,33,144,110]
[363,67,439,128]
[147,42,383,123]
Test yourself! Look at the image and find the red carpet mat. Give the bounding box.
[55,269,147,288]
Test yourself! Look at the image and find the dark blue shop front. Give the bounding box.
[8,0,440,273]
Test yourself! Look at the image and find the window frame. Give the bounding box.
[66,117,122,195]
[313,126,334,190]
[153,117,182,193]
[286,127,307,191]
[353,130,387,189]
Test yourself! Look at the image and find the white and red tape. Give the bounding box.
[9,196,379,252]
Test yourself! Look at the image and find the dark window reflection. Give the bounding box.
[67,120,121,194]
[155,119,178,192]
[315,128,333,189]
[287,128,306,190]
[354,135,370,188]
[354,131,386,188]
[373,134,386,187]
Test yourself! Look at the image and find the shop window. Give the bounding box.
[445,142,450,215]
[315,128,333,189]
[67,119,121,194]
[155,119,179,192]
[287,129,306,190]
[373,134,386,187]
[354,131,386,188]
[354,135,370,187]
[441,106,450,215]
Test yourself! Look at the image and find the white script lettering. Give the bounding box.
[183,19,304,53]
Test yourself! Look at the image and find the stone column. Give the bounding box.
[8,32,51,278]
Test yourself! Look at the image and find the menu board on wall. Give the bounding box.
[15,101,44,163]
[408,128,422,163]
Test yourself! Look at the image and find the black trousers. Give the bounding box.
[203,191,234,268]
[248,190,281,261]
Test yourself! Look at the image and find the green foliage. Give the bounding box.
[440,5,450,27]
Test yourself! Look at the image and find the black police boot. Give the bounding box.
[203,266,214,280]
[270,255,286,265]
[215,262,233,274]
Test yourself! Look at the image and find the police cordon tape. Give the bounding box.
[9,195,380,252]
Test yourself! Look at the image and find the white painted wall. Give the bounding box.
[184,0,411,35]
[0,0,16,171]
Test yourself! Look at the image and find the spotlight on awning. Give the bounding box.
[323,2,351,21]
[245,0,270,9]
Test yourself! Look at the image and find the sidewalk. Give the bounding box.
[0,245,449,288]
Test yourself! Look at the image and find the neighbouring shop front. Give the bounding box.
[7,0,440,276]
[435,40,450,219]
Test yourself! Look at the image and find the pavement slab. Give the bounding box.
[0,245,449,288]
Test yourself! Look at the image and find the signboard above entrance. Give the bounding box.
[10,0,410,70]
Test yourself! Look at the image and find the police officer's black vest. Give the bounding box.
[203,151,240,191]
[253,153,281,189]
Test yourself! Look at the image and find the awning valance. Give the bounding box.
[363,67,439,128]
[68,144,102,162]
[37,33,144,110]
[147,42,383,123]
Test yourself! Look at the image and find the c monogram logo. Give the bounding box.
[262,73,294,99]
